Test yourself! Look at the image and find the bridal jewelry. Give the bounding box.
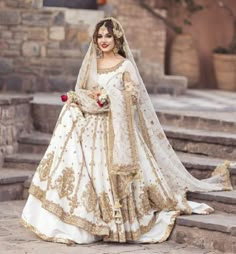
[113,46,119,55]
[112,21,123,38]
[100,22,107,33]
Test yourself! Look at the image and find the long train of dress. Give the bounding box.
[21,59,232,244]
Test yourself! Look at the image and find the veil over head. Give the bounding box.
[75,17,232,208]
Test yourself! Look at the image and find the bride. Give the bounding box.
[21,17,232,244]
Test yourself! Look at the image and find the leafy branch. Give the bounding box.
[138,0,204,34]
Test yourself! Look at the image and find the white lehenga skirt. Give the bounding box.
[21,104,229,244]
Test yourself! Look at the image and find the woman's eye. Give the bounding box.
[106,34,112,38]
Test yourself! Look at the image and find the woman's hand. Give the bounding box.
[88,88,102,100]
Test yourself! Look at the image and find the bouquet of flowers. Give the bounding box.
[95,89,109,107]
[61,88,109,108]
[61,91,79,104]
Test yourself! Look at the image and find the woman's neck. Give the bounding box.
[102,51,117,59]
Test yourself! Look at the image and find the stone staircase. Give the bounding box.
[0,92,236,253]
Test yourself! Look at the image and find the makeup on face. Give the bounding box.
[97,27,115,52]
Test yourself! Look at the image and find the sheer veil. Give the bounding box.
[75,17,232,207]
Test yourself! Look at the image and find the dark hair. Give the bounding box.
[93,19,126,58]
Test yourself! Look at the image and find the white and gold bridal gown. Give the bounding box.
[21,59,232,244]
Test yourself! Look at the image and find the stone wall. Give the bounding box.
[0,95,33,166]
[0,0,104,93]
[0,0,166,93]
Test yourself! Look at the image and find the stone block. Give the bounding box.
[1,31,13,39]
[49,26,65,41]
[22,41,41,57]
[5,75,23,91]
[4,0,32,8]
[64,59,82,75]
[47,75,76,92]
[32,0,43,9]
[22,75,37,93]
[0,10,20,25]
[22,11,53,27]
[0,39,8,51]
[8,43,21,51]
[0,57,13,73]
[3,50,21,57]
[0,184,23,201]
[13,31,28,40]
[52,11,65,26]
[65,9,104,36]
[41,46,46,57]
[47,41,60,49]
[28,28,48,41]
[154,75,188,95]
[47,49,81,58]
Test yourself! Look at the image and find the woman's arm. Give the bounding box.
[122,61,140,105]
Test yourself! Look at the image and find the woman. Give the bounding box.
[21,17,232,244]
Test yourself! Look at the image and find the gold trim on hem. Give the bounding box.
[20,218,75,244]
[28,185,109,237]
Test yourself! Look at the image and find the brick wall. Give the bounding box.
[0,0,166,93]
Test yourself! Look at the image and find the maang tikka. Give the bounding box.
[100,22,107,33]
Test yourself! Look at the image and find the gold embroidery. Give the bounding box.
[212,160,233,190]
[111,90,139,176]
[123,71,139,104]
[89,116,99,182]
[29,184,109,236]
[137,108,155,156]
[48,116,79,189]
[82,182,97,213]
[147,185,177,211]
[37,152,54,181]
[104,215,156,242]
[51,167,75,199]
[98,59,125,74]
[68,161,84,214]
[158,211,180,243]
[141,138,174,204]
[157,132,165,140]
[137,187,152,218]
[20,218,75,244]
[99,192,113,223]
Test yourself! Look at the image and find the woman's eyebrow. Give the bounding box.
[97,33,111,36]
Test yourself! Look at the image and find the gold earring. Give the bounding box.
[113,46,119,55]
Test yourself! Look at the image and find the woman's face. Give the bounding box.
[97,25,115,53]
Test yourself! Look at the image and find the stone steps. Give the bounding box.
[4,153,42,170]
[188,190,236,214]
[4,151,236,186]
[157,109,236,134]
[171,212,236,253]
[30,93,236,134]
[18,131,50,154]
[0,168,33,201]
[163,125,236,159]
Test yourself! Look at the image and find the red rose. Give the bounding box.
[61,94,68,102]
[97,100,104,107]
